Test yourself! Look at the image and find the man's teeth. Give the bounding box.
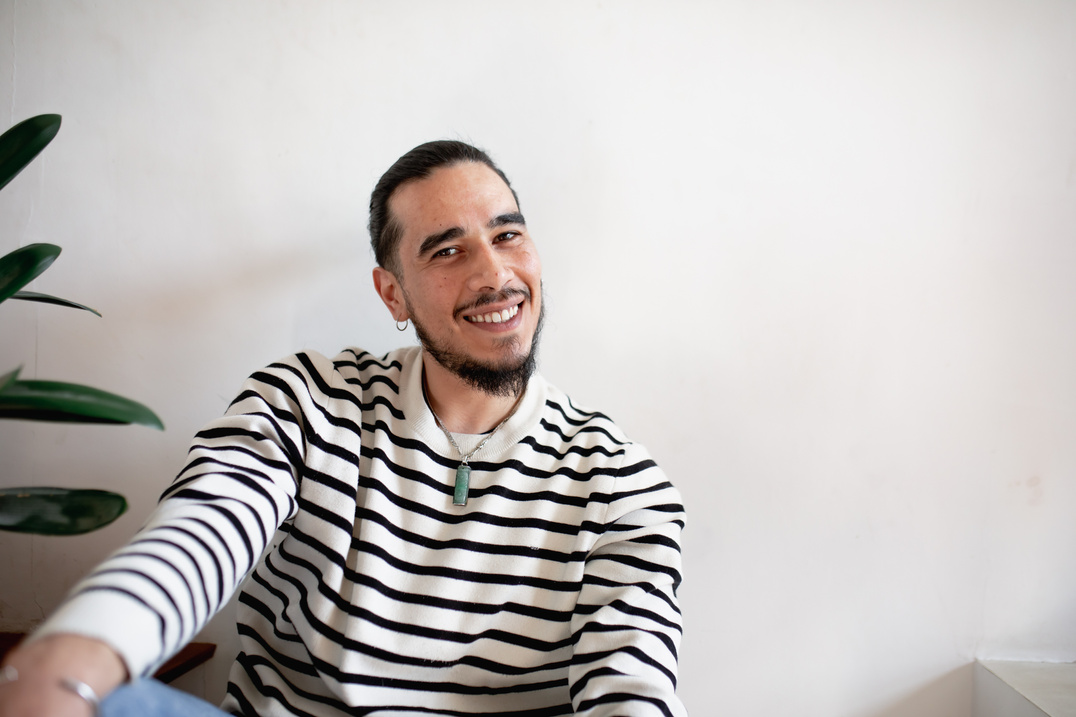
[466,304,520,324]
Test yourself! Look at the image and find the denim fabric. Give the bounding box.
[100,678,230,717]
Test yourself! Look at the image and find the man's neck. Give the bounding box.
[421,354,523,434]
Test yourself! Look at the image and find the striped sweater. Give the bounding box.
[38,347,687,716]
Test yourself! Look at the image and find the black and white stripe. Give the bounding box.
[39,347,686,716]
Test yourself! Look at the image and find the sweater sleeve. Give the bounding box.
[568,446,688,717]
[32,353,325,678]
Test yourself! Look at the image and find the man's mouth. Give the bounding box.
[464,303,521,324]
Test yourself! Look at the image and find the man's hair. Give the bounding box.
[368,140,519,276]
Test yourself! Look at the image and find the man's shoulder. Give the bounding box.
[536,378,643,454]
[236,347,420,410]
[262,346,419,380]
[536,379,675,506]
[326,345,418,376]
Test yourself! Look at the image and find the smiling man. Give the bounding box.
[372,154,545,415]
[0,141,687,717]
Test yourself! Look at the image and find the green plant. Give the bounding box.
[0,114,163,536]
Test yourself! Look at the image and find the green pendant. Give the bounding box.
[453,464,471,506]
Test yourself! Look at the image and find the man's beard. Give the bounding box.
[408,286,544,398]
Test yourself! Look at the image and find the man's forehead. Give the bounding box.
[390,162,518,228]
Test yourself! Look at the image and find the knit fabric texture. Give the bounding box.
[38,347,687,716]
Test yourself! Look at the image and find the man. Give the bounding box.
[0,141,687,716]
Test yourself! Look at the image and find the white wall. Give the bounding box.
[2,2,1074,715]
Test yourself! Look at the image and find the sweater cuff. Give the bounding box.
[31,589,165,680]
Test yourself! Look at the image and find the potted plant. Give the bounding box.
[0,114,163,536]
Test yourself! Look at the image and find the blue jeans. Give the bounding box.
[101,678,230,717]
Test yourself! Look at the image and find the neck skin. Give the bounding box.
[422,353,522,434]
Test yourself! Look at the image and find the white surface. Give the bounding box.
[975,663,1049,717]
[976,661,1076,717]
[2,2,1076,716]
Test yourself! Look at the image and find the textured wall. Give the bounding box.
[1,2,1075,715]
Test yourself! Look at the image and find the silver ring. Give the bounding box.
[60,676,101,717]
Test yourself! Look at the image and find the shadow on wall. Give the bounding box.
[869,664,974,717]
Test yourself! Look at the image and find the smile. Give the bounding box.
[464,303,520,324]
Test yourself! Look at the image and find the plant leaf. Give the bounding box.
[10,290,101,317]
[0,487,127,535]
[0,243,61,305]
[0,114,62,193]
[0,367,19,393]
[0,379,164,429]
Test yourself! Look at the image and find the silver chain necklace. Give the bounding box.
[427,387,523,506]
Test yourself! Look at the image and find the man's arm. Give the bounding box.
[0,353,328,713]
[0,634,126,717]
[569,451,688,717]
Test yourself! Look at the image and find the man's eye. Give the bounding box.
[434,247,459,257]
[496,231,520,242]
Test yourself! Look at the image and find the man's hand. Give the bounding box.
[0,633,127,717]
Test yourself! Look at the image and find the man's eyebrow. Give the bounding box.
[489,212,526,229]
[418,226,463,257]
[418,213,527,256]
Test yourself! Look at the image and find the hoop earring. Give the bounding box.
[396,319,410,332]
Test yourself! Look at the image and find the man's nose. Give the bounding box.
[467,242,511,291]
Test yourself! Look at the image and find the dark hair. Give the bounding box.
[368,140,519,275]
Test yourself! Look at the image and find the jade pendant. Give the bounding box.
[453,464,471,506]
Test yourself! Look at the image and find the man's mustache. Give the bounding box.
[454,287,531,318]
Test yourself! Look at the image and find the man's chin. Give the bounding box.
[428,345,537,398]
[410,292,545,398]
[414,327,540,398]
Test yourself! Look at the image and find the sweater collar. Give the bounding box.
[397,345,547,461]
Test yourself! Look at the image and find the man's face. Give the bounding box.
[374,161,543,396]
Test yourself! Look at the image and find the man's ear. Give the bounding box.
[372,267,408,322]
